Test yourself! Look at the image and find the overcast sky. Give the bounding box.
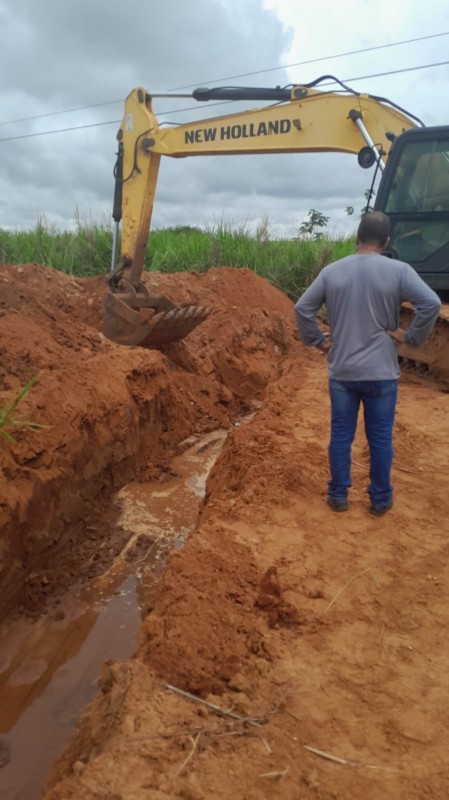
[1,0,448,244]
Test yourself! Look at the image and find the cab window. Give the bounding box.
[386,140,449,213]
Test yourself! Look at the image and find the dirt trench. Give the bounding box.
[1,263,449,800]
[0,263,292,618]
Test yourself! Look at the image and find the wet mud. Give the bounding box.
[0,429,227,799]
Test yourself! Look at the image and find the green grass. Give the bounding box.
[0,376,49,444]
[0,218,355,299]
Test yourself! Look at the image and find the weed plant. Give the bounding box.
[0,377,48,444]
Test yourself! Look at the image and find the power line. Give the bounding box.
[324,59,449,86]
[170,30,449,89]
[0,119,120,143]
[0,99,231,142]
[0,99,123,127]
[1,30,448,129]
[0,58,448,144]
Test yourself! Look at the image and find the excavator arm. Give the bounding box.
[104,79,420,347]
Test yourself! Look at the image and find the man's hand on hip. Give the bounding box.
[387,327,407,346]
[317,334,331,354]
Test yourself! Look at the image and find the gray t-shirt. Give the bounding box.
[294,253,441,380]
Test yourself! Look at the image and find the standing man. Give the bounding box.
[294,211,441,515]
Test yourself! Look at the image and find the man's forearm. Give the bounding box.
[294,276,326,347]
[294,302,325,346]
[401,270,442,346]
[404,298,441,346]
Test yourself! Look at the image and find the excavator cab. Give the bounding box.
[375,127,449,295]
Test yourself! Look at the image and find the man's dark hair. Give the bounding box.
[357,211,391,246]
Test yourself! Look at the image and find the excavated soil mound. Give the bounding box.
[0,263,293,618]
[1,262,449,800]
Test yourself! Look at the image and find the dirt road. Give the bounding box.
[1,263,449,799]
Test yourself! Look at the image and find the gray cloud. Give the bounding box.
[2,0,290,104]
[1,0,448,244]
[0,0,297,234]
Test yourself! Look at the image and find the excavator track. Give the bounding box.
[400,304,449,387]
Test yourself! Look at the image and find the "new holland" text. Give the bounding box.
[184,119,292,144]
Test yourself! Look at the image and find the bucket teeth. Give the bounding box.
[103,292,211,347]
[140,305,211,345]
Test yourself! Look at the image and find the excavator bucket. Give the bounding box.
[103,290,211,347]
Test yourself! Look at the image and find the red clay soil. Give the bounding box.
[1,262,449,799]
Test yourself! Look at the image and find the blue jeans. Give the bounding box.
[328,379,398,506]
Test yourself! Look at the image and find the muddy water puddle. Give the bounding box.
[0,429,227,800]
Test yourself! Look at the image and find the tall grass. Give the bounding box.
[0,214,112,277]
[0,376,48,444]
[0,217,354,299]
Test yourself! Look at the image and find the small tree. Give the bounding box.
[346,189,376,217]
[298,209,329,240]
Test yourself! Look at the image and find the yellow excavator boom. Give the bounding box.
[104,79,420,347]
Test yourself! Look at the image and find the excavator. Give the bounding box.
[103,76,449,358]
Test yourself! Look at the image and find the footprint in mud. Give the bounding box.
[0,738,10,767]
